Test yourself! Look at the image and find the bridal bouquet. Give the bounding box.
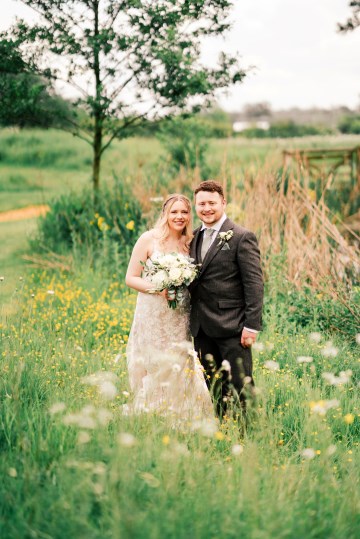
[144,252,198,309]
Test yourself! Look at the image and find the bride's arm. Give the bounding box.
[125,231,164,295]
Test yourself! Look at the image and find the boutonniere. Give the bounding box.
[217,230,233,246]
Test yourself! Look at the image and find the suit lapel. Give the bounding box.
[190,226,202,264]
[199,218,234,276]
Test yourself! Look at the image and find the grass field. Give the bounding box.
[0,128,359,538]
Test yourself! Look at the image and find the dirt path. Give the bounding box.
[0,205,49,223]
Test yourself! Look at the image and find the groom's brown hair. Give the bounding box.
[194,180,224,199]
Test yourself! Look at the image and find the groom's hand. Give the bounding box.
[241,329,257,348]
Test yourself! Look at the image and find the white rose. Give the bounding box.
[160,254,176,266]
[182,268,193,280]
[169,267,182,282]
[152,270,169,288]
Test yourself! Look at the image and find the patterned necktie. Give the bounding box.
[201,228,215,261]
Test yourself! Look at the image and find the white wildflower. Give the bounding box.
[221,360,231,372]
[47,290,55,295]
[8,467,17,477]
[231,444,244,456]
[322,370,352,386]
[191,419,218,438]
[75,345,83,352]
[77,431,91,444]
[118,432,137,447]
[321,341,338,358]
[98,381,118,400]
[97,408,112,426]
[309,332,322,343]
[296,356,313,364]
[122,390,130,397]
[301,448,316,460]
[252,342,265,352]
[49,402,66,415]
[264,360,280,371]
[0,276,4,282]
[310,399,339,416]
[326,445,337,456]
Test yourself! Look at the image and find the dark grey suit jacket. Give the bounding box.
[189,217,264,338]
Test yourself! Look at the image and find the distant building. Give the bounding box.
[233,120,270,132]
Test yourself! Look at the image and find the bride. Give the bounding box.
[125,194,213,419]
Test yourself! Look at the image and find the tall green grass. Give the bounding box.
[0,270,359,538]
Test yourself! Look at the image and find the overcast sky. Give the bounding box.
[1,0,359,111]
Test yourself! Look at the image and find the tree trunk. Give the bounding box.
[92,123,102,194]
[92,0,101,200]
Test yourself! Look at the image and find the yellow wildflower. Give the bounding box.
[344,413,354,425]
[126,220,135,231]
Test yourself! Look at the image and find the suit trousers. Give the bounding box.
[194,327,254,416]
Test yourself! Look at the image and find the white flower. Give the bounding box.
[47,290,55,295]
[218,230,233,245]
[97,408,113,426]
[309,332,322,343]
[118,432,137,447]
[0,276,4,282]
[322,370,352,386]
[77,431,91,444]
[221,360,231,371]
[81,371,118,386]
[326,445,337,456]
[321,341,338,358]
[191,419,218,437]
[301,448,316,460]
[296,356,313,364]
[75,345,83,352]
[49,402,66,415]
[151,269,169,288]
[252,341,265,352]
[310,399,339,416]
[264,360,280,371]
[169,267,182,282]
[231,444,244,456]
[122,390,130,397]
[8,467,17,477]
[98,381,118,400]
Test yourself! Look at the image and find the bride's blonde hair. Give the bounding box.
[153,194,193,247]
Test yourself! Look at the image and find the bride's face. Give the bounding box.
[167,200,190,232]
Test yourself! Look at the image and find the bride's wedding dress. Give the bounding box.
[126,246,213,419]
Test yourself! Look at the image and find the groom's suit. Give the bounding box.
[189,217,264,412]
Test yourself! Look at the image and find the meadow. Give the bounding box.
[0,128,359,538]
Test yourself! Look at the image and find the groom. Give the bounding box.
[189,180,264,417]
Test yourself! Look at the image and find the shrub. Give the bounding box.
[31,178,145,273]
[338,114,360,134]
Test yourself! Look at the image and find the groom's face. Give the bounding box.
[195,190,226,225]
